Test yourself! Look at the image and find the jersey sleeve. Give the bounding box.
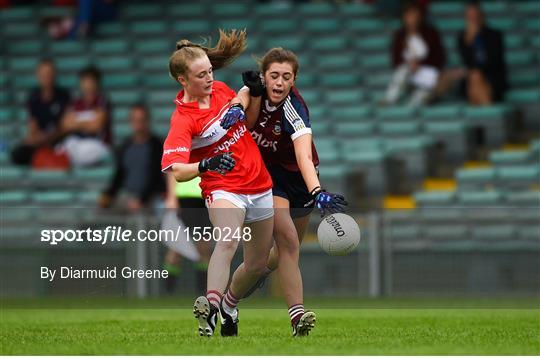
[282,96,312,141]
[161,113,194,172]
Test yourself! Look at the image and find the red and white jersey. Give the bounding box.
[161,81,272,198]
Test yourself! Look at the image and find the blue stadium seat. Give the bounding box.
[91,39,129,54]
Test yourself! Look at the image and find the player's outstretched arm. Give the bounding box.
[221,88,250,130]
[170,162,200,182]
[241,70,265,129]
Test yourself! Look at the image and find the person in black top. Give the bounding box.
[11,59,71,165]
[457,1,508,104]
[99,104,165,210]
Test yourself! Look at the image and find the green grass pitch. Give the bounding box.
[1,297,539,355]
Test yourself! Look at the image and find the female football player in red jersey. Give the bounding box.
[221,48,347,336]
[161,30,274,337]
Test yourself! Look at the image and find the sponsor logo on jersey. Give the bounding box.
[214,125,247,153]
[251,131,278,152]
[164,146,190,155]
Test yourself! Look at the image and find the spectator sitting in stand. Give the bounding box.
[457,1,508,105]
[58,66,111,167]
[382,2,446,107]
[11,59,71,165]
[99,104,165,211]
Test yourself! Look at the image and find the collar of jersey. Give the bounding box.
[264,95,289,112]
[175,88,215,110]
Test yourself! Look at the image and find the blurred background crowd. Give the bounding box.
[1,0,539,298]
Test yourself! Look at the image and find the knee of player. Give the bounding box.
[244,261,267,277]
[275,230,300,255]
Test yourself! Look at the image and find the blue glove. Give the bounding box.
[310,187,348,217]
[220,103,245,129]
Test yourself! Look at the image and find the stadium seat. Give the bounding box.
[130,20,168,35]
[0,7,35,21]
[298,89,320,104]
[386,224,421,240]
[359,54,391,69]
[332,106,372,121]
[166,3,206,17]
[218,19,255,32]
[471,224,516,240]
[109,90,142,105]
[518,224,540,240]
[430,2,463,15]
[337,2,375,16]
[506,89,540,104]
[73,166,114,181]
[309,37,347,52]
[1,166,27,181]
[325,90,365,105]
[139,56,169,72]
[8,57,39,72]
[333,122,375,138]
[377,106,416,121]
[2,23,39,37]
[143,74,175,88]
[421,105,462,120]
[264,36,303,52]
[172,20,210,34]
[97,57,134,71]
[254,1,292,16]
[8,40,44,55]
[260,19,298,33]
[489,150,535,165]
[505,191,540,206]
[298,2,334,16]
[497,165,540,185]
[354,36,390,51]
[424,224,468,240]
[457,190,503,205]
[76,191,102,205]
[94,23,125,37]
[57,75,78,89]
[31,191,75,205]
[303,19,340,33]
[49,41,86,55]
[345,19,385,32]
[490,18,516,31]
[457,167,496,190]
[123,4,163,18]
[437,19,463,32]
[316,55,355,69]
[212,3,249,16]
[414,190,455,206]
[56,57,91,71]
[102,74,139,89]
[506,51,534,67]
[0,191,30,205]
[295,73,316,89]
[482,2,509,14]
[319,73,360,88]
[91,39,130,54]
[29,170,69,182]
[379,121,421,137]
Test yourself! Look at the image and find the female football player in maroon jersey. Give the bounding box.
[221,47,347,336]
[162,30,275,337]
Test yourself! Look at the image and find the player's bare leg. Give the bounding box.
[220,215,273,336]
[273,197,316,335]
[193,199,243,337]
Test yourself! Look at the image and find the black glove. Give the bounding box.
[242,70,265,97]
[198,152,236,175]
[309,187,348,217]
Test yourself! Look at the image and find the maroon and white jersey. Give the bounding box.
[250,87,319,172]
[161,81,272,198]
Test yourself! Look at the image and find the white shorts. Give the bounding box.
[205,189,274,224]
